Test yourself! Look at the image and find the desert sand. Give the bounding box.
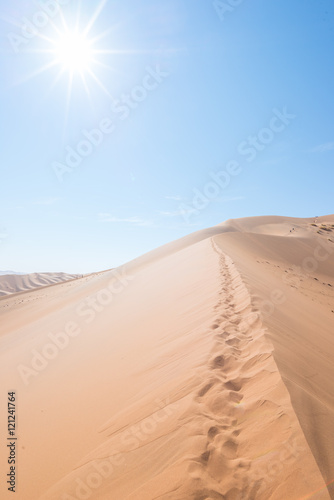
[1,215,334,499]
[0,272,82,297]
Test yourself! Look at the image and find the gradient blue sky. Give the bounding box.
[1,0,333,273]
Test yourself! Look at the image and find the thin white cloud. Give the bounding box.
[99,213,113,218]
[310,142,334,153]
[159,208,197,217]
[98,213,153,227]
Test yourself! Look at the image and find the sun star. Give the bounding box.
[53,31,94,74]
[10,0,157,133]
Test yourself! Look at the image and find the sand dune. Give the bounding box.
[0,272,82,297]
[0,271,26,276]
[0,215,333,499]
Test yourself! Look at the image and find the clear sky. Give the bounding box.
[0,0,333,273]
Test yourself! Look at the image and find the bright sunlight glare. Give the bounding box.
[53,32,93,73]
[13,0,148,130]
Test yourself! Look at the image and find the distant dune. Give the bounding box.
[0,271,25,276]
[1,215,334,499]
[0,272,82,296]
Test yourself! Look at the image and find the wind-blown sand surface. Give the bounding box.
[0,215,334,499]
[0,272,82,296]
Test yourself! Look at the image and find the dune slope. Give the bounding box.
[0,215,333,499]
[0,272,82,296]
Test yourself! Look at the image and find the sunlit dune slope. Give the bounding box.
[0,215,333,499]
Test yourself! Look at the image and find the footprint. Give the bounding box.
[229,391,243,404]
[207,426,219,441]
[222,439,238,459]
[228,346,242,357]
[225,488,244,500]
[193,489,225,500]
[211,355,225,369]
[224,321,239,336]
[226,338,240,346]
[237,459,250,469]
[225,379,243,392]
[200,450,210,464]
[188,461,203,479]
[198,382,215,397]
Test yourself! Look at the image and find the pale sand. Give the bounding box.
[0,215,333,499]
[0,272,82,297]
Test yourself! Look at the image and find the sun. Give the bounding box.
[53,31,94,74]
[16,0,120,99]
[10,0,153,128]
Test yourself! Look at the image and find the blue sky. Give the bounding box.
[0,0,333,273]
